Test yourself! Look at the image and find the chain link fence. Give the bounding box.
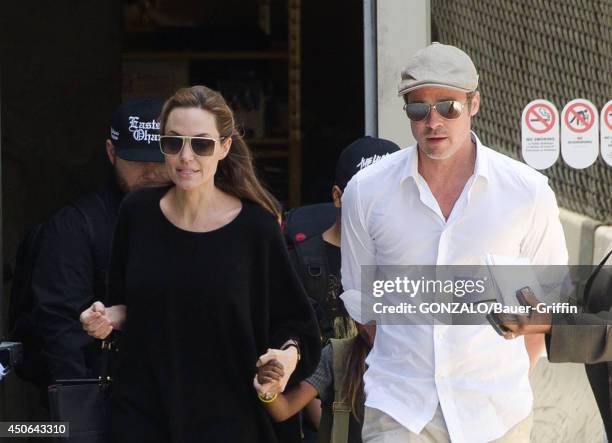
[432,0,612,221]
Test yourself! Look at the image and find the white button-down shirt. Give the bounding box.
[340,133,568,443]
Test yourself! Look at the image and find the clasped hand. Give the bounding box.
[252,346,298,396]
[80,301,126,339]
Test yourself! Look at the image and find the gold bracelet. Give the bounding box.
[258,392,278,403]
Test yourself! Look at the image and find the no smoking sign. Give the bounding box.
[521,100,559,170]
[561,99,599,169]
[526,103,555,134]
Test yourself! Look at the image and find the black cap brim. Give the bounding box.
[116,148,165,163]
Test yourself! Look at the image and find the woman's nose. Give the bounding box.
[179,139,195,160]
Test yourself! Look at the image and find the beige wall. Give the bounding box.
[376,0,430,148]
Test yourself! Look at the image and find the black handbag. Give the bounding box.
[47,340,115,443]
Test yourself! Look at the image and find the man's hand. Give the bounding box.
[80,302,126,339]
[500,287,552,340]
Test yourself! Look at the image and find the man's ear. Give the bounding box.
[106,139,116,165]
[332,185,343,209]
[469,91,481,117]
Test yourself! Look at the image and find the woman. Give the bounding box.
[254,323,375,443]
[80,85,320,442]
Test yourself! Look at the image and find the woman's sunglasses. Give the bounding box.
[403,100,466,122]
[159,135,223,157]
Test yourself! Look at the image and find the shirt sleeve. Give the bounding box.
[31,208,96,379]
[547,310,612,364]
[305,343,334,404]
[521,181,568,266]
[340,179,377,324]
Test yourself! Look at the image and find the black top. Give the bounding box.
[324,241,341,282]
[108,186,320,443]
[324,240,354,340]
[32,179,122,380]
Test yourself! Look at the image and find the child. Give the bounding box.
[255,323,375,443]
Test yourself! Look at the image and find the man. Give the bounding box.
[31,99,168,386]
[290,136,399,343]
[340,43,568,442]
[501,250,612,439]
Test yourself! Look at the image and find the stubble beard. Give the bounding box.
[420,142,462,161]
[113,166,131,193]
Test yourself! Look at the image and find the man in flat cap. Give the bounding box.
[339,43,567,442]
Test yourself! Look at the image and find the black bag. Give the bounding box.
[283,203,341,341]
[48,377,111,443]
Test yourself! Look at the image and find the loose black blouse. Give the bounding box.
[107,186,320,443]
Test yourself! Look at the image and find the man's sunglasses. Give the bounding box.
[159,135,223,157]
[403,100,466,122]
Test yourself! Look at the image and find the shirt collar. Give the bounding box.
[400,131,490,184]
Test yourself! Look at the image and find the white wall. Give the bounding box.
[376,0,430,148]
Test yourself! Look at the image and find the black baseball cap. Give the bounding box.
[110,98,165,162]
[335,136,401,190]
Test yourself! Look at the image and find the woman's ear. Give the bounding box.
[219,136,232,160]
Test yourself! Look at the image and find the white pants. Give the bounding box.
[362,404,533,443]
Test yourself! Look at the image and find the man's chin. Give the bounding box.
[130,180,170,192]
[421,145,458,161]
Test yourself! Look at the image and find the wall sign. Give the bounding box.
[561,99,599,169]
[521,99,559,170]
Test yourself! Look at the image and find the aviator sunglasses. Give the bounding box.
[403,100,466,122]
[159,135,224,157]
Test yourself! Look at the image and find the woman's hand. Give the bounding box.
[80,302,126,339]
[255,346,299,394]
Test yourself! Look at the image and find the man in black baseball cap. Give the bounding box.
[290,136,400,340]
[279,136,399,443]
[21,99,169,400]
[108,98,167,191]
[334,136,402,191]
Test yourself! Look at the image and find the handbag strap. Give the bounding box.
[583,248,612,307]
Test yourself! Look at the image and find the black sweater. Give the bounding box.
[108,186,320,443]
